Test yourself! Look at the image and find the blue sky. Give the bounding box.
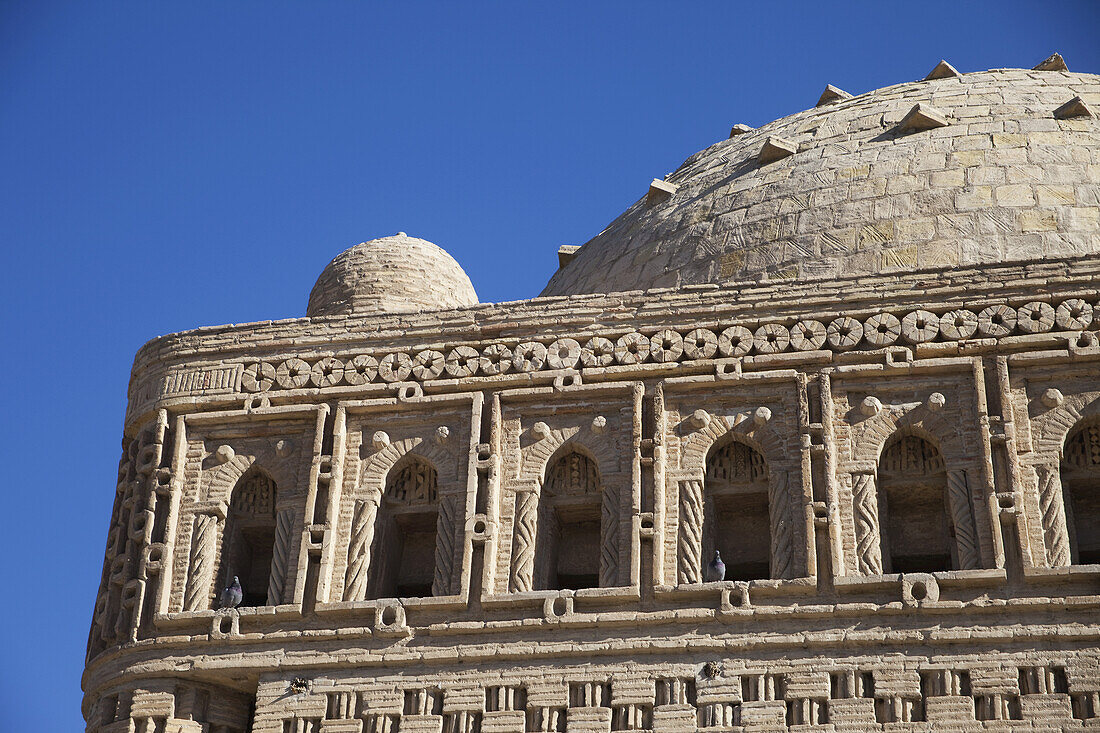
[1,1,1098,729]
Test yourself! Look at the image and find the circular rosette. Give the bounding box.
[940,310,978,340]
[479,343,512,376]
[649,329,684,363]
[1017,301,1055,334]
[511,342,547,372]
[445,345,481,378]
[343,354,378,385]
[901,310,939,344]
[546,338,582,370]
[580,336,615,368]
[827,317,863,350]
[411,350,445,381]
[276,358,311,389]
[310,357,344,388]
[790,320,826,351]
[1056,299,1093,331]
[753,323,790,354]
[682,328,718,360]
[614,332,650,365]
[242,362,276,392]
[977,304,1016,337]
[378,352,412,382]
[718,325,753,357]
[863,313,900,347]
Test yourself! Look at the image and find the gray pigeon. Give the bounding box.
[705,550,726,582]
[221,575,243,609]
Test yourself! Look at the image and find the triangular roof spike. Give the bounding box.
[1034,52,1068,71]
[758,136,798,164]
[897,103,949,132]
[729,123,754,138]
[816,85,852,106]
[924,60,960,80]
[646,178,678,206]
[1054,96,1093,119]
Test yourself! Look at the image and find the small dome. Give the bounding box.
[307,234,478,317]
[542,68,1100,296]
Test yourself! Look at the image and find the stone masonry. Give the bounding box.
[85,57,1100,732]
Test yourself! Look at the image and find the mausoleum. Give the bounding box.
[85,55,1100,732]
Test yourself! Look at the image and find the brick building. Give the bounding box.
[84,56,1100,731]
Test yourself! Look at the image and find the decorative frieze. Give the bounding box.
[219,297,1100,400]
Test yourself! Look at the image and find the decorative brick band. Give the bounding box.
[228,297,1095,395]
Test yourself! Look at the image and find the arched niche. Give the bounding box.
[1060,423,1100,565]
[367,455,440,598]
[531,448,611,590]
[703,438,772,580]
[877,434,954,573]
[217,468,278,607]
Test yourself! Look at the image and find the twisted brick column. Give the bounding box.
[185,513,218,610]
[510,488,539,592]
[266,508,294,605]
[1037,463,1071,567]
[343,498,379,601]
[769,471,794,579]
[946,469,980,569]
[600,486,619,587]
[677,479,704,584]
[851,471,883,575]
[433,493,459,596]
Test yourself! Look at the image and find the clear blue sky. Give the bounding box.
[1,2,1097,729]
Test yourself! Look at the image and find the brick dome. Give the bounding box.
[543,66,1100,296]
[307,234,478,317]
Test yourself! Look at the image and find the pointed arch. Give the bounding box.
[205,453,258,504]
[1029,392,1100,567]
[517,427,620,488]
[680,409,787,480]
[202,442,302,506]
[540,440,602,496]
[359,436,460,503]
[846,400,982,575]
[347,433,464,599]
[509,422,625,592]
[1034,392,1100,456]
[851,402,964,465]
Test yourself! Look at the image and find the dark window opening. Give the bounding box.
[1062,425,1100,565]
[705,440,772,580]
[534,452,607,591]
[369,457,440,599]
[878,435,954,574]
[218,470,278,608]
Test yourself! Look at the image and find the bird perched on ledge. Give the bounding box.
[706,550,726,582]
[221,576,243,609]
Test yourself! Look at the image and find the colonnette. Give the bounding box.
[85,55,1100,732]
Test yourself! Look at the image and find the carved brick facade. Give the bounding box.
[85,61,1100,732]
